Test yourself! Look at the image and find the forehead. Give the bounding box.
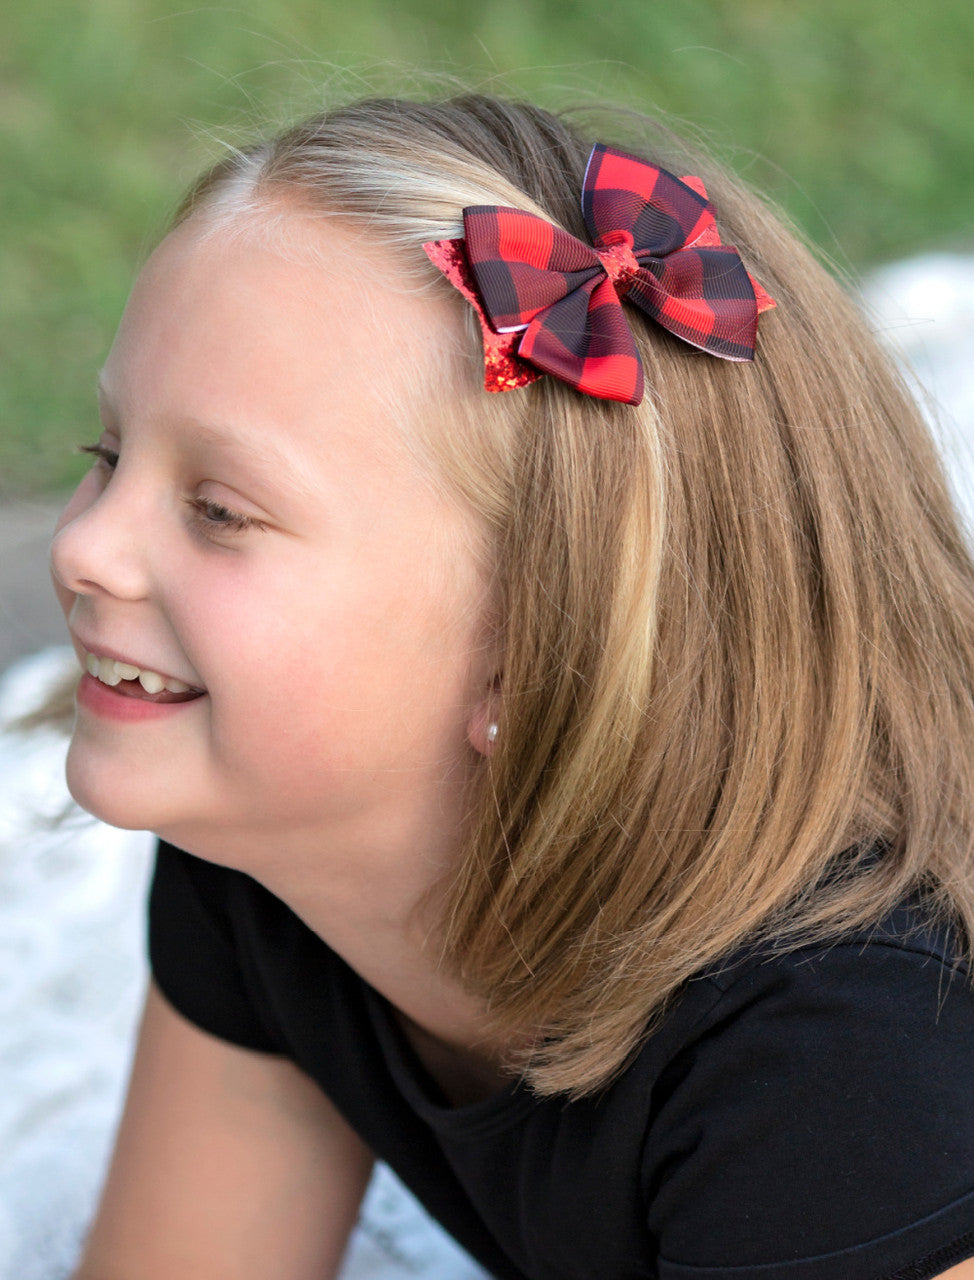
[101,211,468,478]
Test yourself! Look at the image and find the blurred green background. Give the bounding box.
[3,0,973,497]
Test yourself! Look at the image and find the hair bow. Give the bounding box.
[424,143,775,406]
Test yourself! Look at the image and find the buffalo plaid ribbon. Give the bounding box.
[424,143,775,405]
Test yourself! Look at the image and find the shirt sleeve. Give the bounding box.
[148,840,282,1053]
[646,938,974,1280]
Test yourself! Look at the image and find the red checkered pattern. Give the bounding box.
[424,143,774,405]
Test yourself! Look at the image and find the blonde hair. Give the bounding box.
[170,94,974,1095]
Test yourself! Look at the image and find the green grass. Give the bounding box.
[3,0,973,495]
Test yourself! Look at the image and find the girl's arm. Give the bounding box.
[73,981,374,1280]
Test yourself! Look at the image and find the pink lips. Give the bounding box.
[77,672,207,722]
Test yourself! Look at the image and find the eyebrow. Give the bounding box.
[183,418,320,502]
[96,375,320,504]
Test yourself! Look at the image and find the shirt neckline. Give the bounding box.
[362,981,539,1138]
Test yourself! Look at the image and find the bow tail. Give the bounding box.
[627,247,761,361]
[518,275,645,405]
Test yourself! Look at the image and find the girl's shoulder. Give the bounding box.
[657,880,970,1085]
[701,883,964,993]
[635,890,974,1278]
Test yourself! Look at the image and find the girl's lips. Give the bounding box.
[77,672,208,722]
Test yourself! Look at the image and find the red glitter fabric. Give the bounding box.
[424,143,775,406]
[422,239,540,393]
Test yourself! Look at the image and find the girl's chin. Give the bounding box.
[64,740,180,833]
[65,779,154,832]
[63,741,242,857]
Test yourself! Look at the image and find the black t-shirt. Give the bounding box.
[149,841,974,1279]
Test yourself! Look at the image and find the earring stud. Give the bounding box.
[486,722,499,745]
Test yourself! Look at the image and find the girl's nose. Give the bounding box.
[50,475,152,604]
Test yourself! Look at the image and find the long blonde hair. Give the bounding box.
[172,93,974,1095]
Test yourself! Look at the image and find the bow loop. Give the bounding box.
[424,143,775,405]
[462,206,602,332]
[582,143,717,259]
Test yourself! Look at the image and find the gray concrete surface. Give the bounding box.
[0,495,71,676]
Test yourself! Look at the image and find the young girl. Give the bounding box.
[51,92,974,1280]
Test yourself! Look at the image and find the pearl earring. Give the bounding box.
[486,722,499,746]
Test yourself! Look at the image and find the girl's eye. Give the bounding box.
[78,441,119,471]
[184,496,266,536]
[78,444,263,537]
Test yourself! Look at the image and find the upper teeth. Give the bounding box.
[85,652,194,695]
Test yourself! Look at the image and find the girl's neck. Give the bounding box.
[199,772,506,1076]
[284,864,500,1053]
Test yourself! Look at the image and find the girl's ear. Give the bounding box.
[467,676,502,757]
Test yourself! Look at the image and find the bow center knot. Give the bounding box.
[596,234,641,297]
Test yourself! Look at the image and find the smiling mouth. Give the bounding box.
[84,653,206,704]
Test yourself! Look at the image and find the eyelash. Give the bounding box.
[78,443,266,536]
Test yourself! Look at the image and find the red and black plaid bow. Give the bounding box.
[424,143,775,405]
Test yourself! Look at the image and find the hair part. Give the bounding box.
[173,92,974,1097]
